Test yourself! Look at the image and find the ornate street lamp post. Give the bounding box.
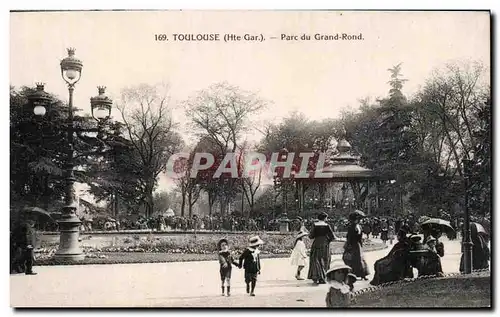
[53,47,85,261]
[29,48,112,262]
[462,158,474,274]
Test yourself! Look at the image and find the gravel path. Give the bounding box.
[10,238,464,307]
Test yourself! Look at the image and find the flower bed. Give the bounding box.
[35,233,386,266]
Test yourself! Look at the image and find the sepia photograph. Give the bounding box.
[8,9,491,308]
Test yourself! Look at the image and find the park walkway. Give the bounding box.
[10,238,463,307]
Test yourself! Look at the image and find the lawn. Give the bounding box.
[350,273,491,308]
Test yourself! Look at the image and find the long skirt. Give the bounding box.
[343,242,369,278]
[459,242,490,272]
[370,251,411,285]
[307,237,331,282]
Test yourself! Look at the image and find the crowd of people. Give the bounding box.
[289,210,491,307]
[81,214,273,232]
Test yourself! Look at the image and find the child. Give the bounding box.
[388,224,395,245]
[217,238,238,296]
[325,261,353,307]
[290,230,308,280]
[239,235,264,296]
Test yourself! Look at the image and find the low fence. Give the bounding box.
[37,230,349,249]
[348,268,490,307]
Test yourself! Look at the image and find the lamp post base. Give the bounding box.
[462,241,474,274]
[55,213,84,262]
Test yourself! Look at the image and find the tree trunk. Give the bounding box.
[249,196,254,218]
[180,192,186,217]
[219,197,225,215]
[188,191,193,217]
[318,183,326,208]
[241,192,245,218]
[208,191,215,216]
[114,191,119,218]
[145,194,154,218]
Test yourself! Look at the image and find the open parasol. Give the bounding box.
[418,216,431,224]
[349,210,366,219]
[22,206,55,223]
[471,222,488,238]
[420,218,455,233]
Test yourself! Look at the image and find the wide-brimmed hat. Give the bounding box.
[217,238,229,250]
[425,236,436,244]
[249,235,264,247]
[296,230,309,239]
[326,261,352,277]
[409,235,422,242]
[318,212,328,220]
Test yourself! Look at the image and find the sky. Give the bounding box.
[10,10,490,194]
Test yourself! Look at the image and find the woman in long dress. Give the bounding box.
[370,228,412,285]
[460,223,490,272]
[307,212,337,284]
[343,211,370,279]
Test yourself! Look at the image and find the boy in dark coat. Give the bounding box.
[239,235,264,296]
[217,238,238,296]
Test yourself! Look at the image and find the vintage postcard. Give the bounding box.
[9,10,491,308]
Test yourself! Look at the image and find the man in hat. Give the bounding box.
[239,235,264,296]
[11,214,37,275]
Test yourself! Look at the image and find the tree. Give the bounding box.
[153,191,171,214]
[175,148,202,217]
[417,61,489,177]
[412,61,490,217]
[469,97,491,217]
[85,121,142,216]
[341,64,425,216]
[117,84,183,217]
[185,82,266,215]
[258,112,343,214]
[238,141,263,219]
[10,85,111,213]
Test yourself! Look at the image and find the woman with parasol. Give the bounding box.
[343,210,370,280]
[459,222,490,272]
[420,218,453,258]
